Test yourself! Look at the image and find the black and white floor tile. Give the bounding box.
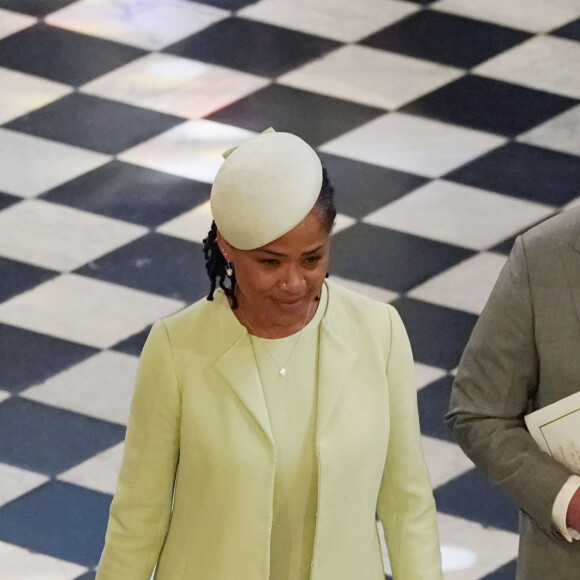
[0,0,579,578]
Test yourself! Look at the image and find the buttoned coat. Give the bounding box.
[447,207,580,579]
[96,281,443,580]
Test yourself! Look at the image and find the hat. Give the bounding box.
[210,129,323,250]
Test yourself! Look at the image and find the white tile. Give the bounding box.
[22,351,139,425]
[0,274,184,349]
[118,120,257,182]
[59,442,124,495]
[437,513,519,579]
[0,463,48,507]
[0,8,36,40]
[475,36,580,99]
[332,213,357,235]
[421,436,474,488]
[518,104,580,157]
[0,128,111,198]
[0,68,73,125]
[239,0,418,42]
[279,45,463,110]
[0,199,147,271]
[320,114,505,179]
[157,199,213,243]
[46,0,228,50]
[0,540,87,580]
[363,180,554,250]
[415,362,447,390]
[433,0,580,33]
[81,53,269,120]
[409,253,507,315]
[328,275,398,303]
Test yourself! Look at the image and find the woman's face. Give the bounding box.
[217,208,330,334]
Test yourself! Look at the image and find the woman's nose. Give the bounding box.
[281,265,305,291]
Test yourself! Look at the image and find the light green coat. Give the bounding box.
[96,281,443,580]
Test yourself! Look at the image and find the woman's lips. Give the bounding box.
[272,296,307,310]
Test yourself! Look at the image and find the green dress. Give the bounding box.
[248,286,327,580]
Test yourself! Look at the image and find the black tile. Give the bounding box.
[319,153,428,219]
[0,481,110,567]
[0,257,58,303]
[0,397,124,475]
[0,0,77,15]
[361,11,530,68]
[42,161,210,227]
[400,75,578,137]
[111,326,151,357]
[192,0,259,8]
[416,374,455,442]
[75,232,207,303]
[481,560,518,580]
[207,84,385,147]
[391,297,478,369]
[0,192,22,211]
[552,18,580,41]
[0,23,145,86]
[446,142,580,206]
[165,17,339,77]
[6,93,182,155]
[330,223,474,293]
[0,324,97,393]
[434,469,519,532]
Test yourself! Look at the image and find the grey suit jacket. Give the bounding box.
[447,207,580,579]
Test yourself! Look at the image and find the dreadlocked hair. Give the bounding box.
[203,221,238,308]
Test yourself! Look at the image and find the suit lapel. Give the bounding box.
[316,288,358,439]
[559,235,580,328]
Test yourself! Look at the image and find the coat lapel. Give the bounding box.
[211,293,275,451]
[559,234,580,328]
[316,291,358,438]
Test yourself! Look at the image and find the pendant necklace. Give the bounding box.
[238,300,313,377]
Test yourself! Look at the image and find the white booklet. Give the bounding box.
[525,391,580,474]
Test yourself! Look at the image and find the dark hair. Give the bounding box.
[203,167,336,307]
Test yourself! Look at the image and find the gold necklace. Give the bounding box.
[238,300,313,377]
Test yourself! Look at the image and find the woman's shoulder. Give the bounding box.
[155,290,233,339]
[325,279,399,335]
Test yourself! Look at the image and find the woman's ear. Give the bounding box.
[215,230,229,260]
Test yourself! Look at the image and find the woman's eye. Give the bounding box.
[261,259,279,266]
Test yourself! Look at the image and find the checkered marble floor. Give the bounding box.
[0,0,579,578]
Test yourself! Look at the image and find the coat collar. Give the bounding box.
[211,282,358,451]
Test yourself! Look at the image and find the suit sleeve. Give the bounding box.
[96,321,182,580]
[447,235,572,538]
[377,305,443,580]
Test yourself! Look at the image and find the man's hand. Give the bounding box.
[566,487,580,531]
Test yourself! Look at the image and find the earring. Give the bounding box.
[226,262,234,277]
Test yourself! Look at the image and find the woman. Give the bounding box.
[96,130,443,580]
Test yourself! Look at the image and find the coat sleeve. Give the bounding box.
[96,321,182,580]
[377,305,444,580]
[446,235,572,538]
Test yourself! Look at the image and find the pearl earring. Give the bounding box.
[226,262,234,277]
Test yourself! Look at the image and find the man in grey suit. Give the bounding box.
[447,207,580,579]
